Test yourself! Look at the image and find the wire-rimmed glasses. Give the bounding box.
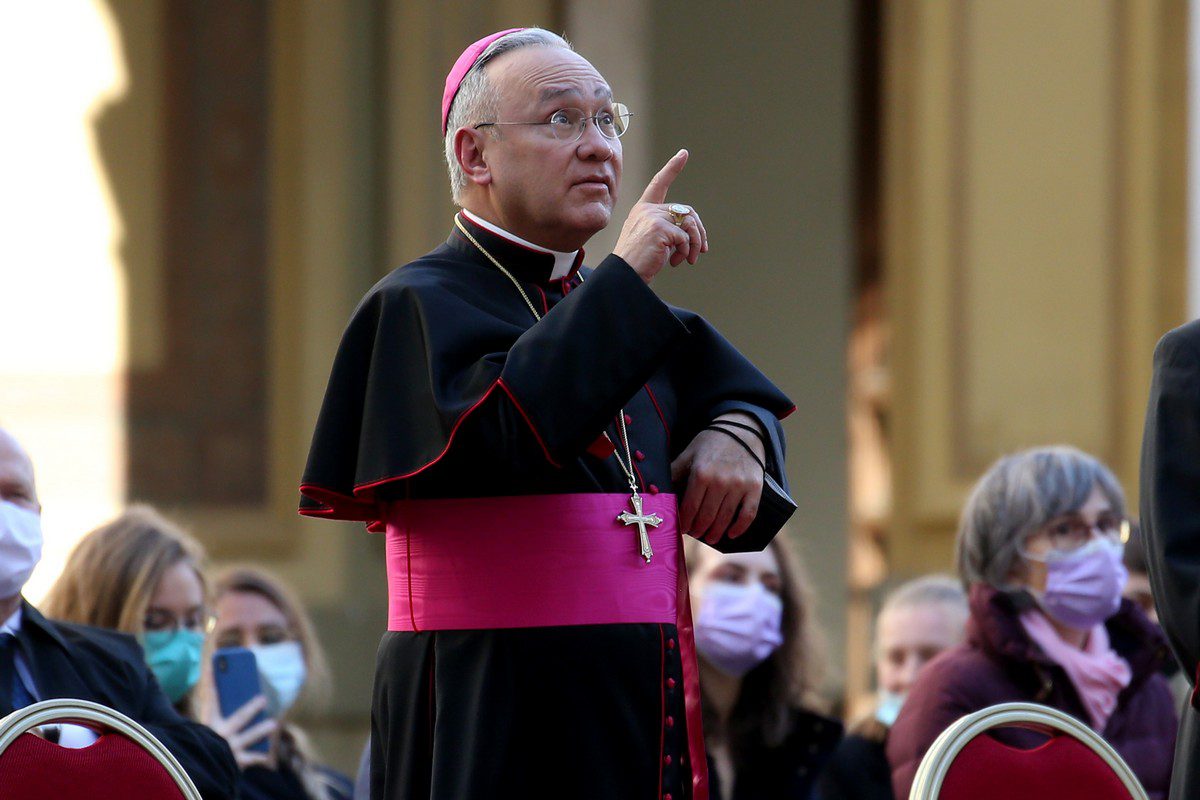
[474,102,632,142]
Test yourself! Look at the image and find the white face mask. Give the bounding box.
[0,500,42,599]
[251,641,307,718]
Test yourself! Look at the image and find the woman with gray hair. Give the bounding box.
[886,446,1177,798]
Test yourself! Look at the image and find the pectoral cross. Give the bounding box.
[618,492,662,563]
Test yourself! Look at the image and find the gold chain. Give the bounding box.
[453,215,640,491]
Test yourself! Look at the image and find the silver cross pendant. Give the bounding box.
[617,492,662,563]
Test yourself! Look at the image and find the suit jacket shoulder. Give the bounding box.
[22,604,238,800]
[1156,319,1200,362]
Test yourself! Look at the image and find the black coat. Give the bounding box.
[707,707,842,800]
[815,729,893,800]
[1140,318,1200,800]
[15,601,237,799]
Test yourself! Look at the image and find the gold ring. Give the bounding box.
[668,203,691,226]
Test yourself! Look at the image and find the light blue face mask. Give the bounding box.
[251,641,307,718]
[142,629,205,704]
[875,690,907,727]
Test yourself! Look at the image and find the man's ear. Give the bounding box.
[455,127,492,189]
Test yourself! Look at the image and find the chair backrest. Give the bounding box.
[0,698,203,800]
[908,701,1148,800]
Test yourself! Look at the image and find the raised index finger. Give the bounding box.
[639,149,689,204]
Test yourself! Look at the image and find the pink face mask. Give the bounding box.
[695,582,784,677]
[1033,539,1127,630]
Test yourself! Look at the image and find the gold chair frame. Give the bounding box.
[908,701,1148,800]
[0,698,202,800]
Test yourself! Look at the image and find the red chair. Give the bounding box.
[0,698,202,799]
[908,701,1148,800]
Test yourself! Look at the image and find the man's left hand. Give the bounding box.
[670,412,766,545]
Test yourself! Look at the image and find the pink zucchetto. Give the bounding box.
[441,28,527,135]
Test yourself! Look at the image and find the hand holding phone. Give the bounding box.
[210,647,276,763]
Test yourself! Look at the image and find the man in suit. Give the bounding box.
[0,426,237,799]
[1140,320,1200,798]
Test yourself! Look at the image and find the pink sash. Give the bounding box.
[383,493,681,630]
[381,492,709,799]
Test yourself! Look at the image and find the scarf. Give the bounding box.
[1019,609,1131,731]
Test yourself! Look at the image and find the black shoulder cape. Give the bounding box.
[299,219,794,532]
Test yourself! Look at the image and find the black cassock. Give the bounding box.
[300,214,793,800]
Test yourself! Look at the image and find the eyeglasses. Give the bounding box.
[474,103,633,143]
[213,623,296,651]
[1024,512,1130,557]
[143,608,216,635]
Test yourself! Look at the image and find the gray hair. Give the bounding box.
[443,28,574,204]
[955,445,1126,589]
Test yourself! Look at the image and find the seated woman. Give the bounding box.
[201,566,352,800]
[887,446,1177,798]
[42,505,210,713]
[687,535,842,800]
[816,575,967,800]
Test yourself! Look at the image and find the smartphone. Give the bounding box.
[212,646,270,754]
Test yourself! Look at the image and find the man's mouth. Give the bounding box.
[573,177,611,191]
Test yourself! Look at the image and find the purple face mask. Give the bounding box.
[694,582,784,677]
[1034,539,1127,630]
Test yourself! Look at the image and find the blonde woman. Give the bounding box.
[816,575,967,800]
[42,504,210,711]
[201,566,352,800]
[686,535,842,799]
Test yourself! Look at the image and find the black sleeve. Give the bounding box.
[126,655,239,800]
[300,256,688,526]
[662,310,795,553]
[1141,325,1200,691]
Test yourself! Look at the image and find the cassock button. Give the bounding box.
[666,716,675,728]
[664,755,672,766]
[667,638,676,650]
[666,677,676,689]
[649,484,659,495]
[664,795,672,800]
[635,450,646,462]
[624,413,633,425]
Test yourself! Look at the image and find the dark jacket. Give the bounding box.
[887,585,1176,799]
[17,601,238,800]
[239,761,353,800]
[815,723,893,800]
[1141,318,1200,800]
[707,707,842,800]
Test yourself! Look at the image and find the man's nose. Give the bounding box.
[575,120,614,160]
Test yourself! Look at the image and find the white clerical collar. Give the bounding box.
[0,606,22,637]
[460,209,580,280]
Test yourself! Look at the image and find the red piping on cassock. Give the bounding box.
[675,532,709,799]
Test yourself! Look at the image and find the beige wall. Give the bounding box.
[645,0,857,699]
[886,0,1187,581]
